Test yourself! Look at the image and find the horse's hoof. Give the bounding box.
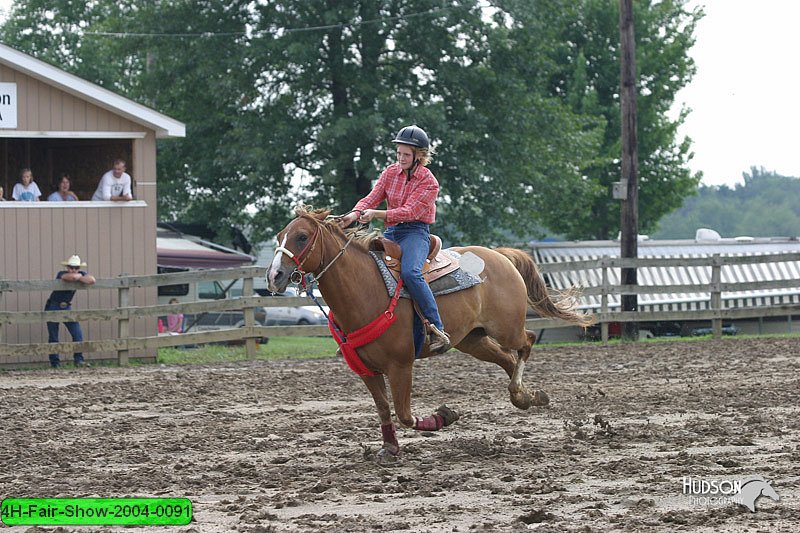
[436,405,460,426]
[510,390,532,410]
[532,389,550,406]
[375,446,401,466]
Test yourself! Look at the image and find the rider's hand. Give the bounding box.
[358,209,376,223]
[337,212,359,228]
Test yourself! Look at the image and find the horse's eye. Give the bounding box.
[297,233,308,243]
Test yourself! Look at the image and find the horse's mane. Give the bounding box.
[294,205,382,252]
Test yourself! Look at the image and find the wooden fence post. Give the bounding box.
[711,254,722,339]
[117,285,130,365]
[243,276,257,358]
[601,263,609,342]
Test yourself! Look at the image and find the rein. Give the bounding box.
[314,225,356,282]
[274,215,397,377]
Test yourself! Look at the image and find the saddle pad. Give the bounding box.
[369,250,482,299]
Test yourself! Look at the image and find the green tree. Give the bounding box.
[1,0,703,245]
[654,167,800,239]
[247,0,602,243]
[526,0,704,239]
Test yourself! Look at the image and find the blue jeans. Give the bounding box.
[383,222,444,331]
[46,302,84,366]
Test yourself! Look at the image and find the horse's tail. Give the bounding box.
[495,247,595,327]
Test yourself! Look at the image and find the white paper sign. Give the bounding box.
[0,83,18,128]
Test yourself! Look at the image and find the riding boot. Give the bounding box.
[428,323,451,354]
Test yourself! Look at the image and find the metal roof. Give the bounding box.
[156,228,254,269]
[530,237,800,311]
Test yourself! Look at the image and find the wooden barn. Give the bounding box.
[0,43,185,364]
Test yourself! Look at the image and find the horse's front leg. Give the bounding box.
[388,363,460,433]
[361,374,400,461]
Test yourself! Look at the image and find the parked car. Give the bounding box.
[260,291,328,326]
[647,321,683,337]
[691,324,740,336]
[177,307,270,345]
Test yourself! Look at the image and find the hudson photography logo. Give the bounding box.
[682,475,780,512]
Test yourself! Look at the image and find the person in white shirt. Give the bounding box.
[91,159,133,201]
[12,168,42,201]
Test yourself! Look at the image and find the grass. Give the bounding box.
[4,332,795,372]
[156,336,339,365]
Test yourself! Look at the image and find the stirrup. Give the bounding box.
[428,324,451,354]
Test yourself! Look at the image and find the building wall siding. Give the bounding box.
[0,62,164,364]
[0,65,142,133]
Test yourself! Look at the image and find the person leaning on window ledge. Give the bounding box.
[48,173,80,202]
[91,158,133,201]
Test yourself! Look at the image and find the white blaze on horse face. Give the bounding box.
[267,234,289,290]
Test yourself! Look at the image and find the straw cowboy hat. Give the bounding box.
[61,255,87,268]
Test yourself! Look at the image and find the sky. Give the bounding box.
[0,1,797,188]
[673,0,800,187]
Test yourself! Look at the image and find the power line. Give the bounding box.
[83,6,459,39]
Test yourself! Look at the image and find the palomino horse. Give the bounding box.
[267,207,593,461]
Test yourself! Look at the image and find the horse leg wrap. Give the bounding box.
[413,414,445,431]
[381,423,399,449]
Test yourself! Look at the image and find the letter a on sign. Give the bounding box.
[0,83,18,128]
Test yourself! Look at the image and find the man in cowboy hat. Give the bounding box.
[45,255,96,368]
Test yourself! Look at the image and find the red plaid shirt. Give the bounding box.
[354,163,439,226]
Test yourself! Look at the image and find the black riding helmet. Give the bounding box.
[392,125,429,149]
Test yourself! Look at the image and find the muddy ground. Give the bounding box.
[1,337,798,532]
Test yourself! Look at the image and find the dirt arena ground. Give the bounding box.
[1,337,798,532]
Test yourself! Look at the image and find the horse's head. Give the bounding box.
[736,476,780,512]
[267,207,332,293]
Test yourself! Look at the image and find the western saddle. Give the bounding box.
[369,235,460,284]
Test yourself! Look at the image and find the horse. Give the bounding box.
[267,207,593,462]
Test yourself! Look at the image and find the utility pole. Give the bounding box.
[619,0,639,341]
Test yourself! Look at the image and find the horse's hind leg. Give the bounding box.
[509,330,548,407]
[456,329,547,409]
[455,329,517,377]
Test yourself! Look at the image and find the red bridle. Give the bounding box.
[273,216,357,289]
